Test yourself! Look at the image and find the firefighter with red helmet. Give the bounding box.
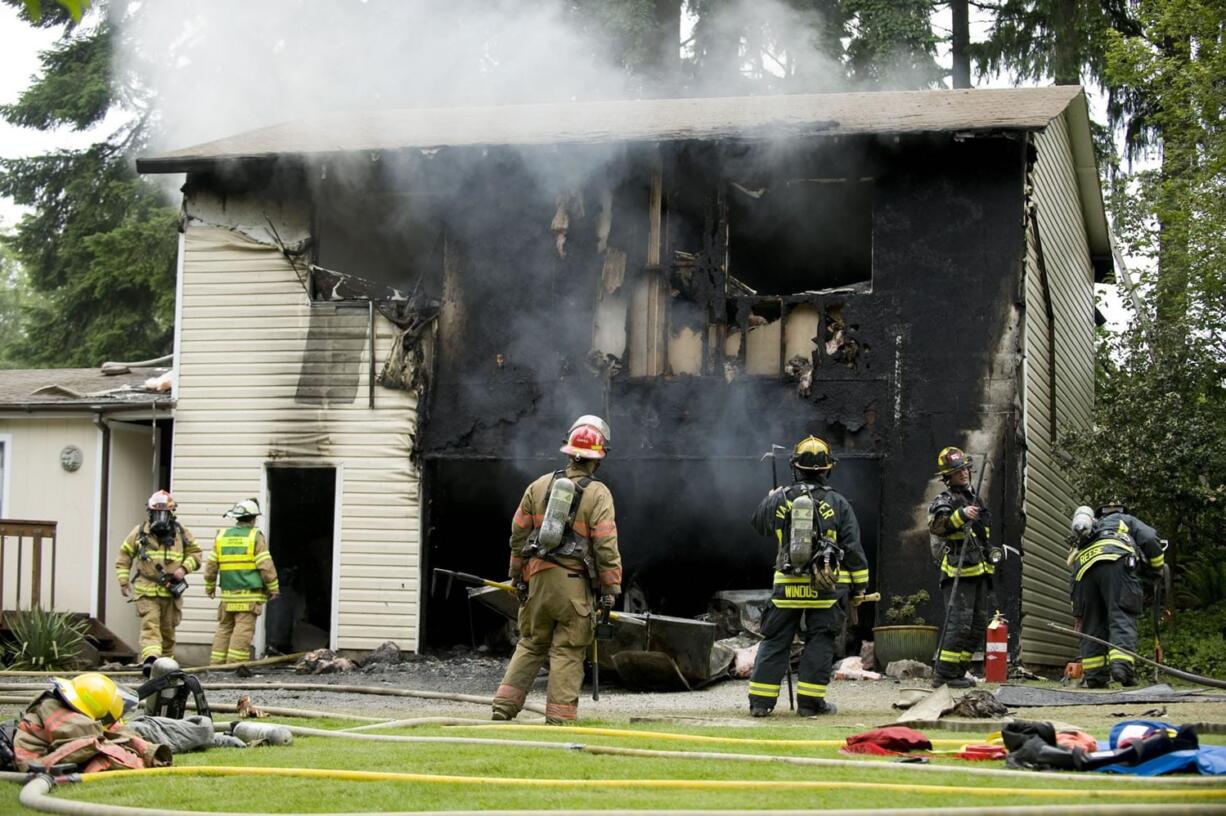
[1068,498,1164,687]
[491,415,623,724]
[928,446,994,688]
[747,436,869,717]
[115,491,202,663]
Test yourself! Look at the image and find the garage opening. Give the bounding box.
[265,466,336,654]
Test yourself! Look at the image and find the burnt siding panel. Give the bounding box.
[173,225,421,652]
[1020,113,1096,665]
[871,136,1026,631]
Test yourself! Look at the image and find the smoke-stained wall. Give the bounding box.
[408,132,1027,645]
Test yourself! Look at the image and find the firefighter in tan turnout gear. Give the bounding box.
[204,498,280,665]
[748,436,869,717]
[492,415,622,724]
[115,491,202,664]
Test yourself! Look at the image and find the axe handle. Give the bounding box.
[852,592,881,606]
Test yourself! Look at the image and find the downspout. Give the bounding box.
[92,414,111,623]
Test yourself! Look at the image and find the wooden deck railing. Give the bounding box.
[0,519,58,610]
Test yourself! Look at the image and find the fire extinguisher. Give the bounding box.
[985,612,1008,683]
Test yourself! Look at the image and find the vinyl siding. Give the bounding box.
[171,225,421,653]
[1020,113,1097,665]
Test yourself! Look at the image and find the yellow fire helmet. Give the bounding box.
[936,446,973,476]
[52,672,124,725]
[791,436,836,471]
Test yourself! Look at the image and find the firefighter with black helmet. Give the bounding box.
[491,415,623,724]
[1067,498,1164,687]
[928,446,994,688]
[115,491,202,664]
[747,436,869,717]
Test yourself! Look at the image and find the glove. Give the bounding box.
[514,580,529,604]
[206,590,215,599]
[120,584,131,598]
[599,594,616,610]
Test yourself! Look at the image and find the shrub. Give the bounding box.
[1140,600,1226,681]
[884,590,930,625]
[3,607,88,671]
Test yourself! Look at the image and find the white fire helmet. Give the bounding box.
[224,498,262,519]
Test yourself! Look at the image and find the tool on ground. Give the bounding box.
[1047,621,1226,690]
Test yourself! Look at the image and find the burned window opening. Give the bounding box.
[727,177,872,296]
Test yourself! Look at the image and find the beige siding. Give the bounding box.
[1020,113,1097,665]
[172,226,421,654]
[0,417,99,614]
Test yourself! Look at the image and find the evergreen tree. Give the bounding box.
[0,0,178,368]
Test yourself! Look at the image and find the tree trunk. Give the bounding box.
[1051,0,1080,85]
[950,0,971,88]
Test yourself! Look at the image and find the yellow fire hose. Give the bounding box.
[66,765,1226,799]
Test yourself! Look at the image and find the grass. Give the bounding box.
[6,716,1224,813]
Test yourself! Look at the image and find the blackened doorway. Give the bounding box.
[266,466,336,654]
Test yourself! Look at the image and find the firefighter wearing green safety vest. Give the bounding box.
[1068,499,1164,687]
[928,446,994,688]
[747,436,869,717]
[204,498,279,666]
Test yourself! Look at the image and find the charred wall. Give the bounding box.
[298,133,1027,646]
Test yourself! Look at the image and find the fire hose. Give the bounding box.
[1047,623,1226,690]
[0,652,306,678]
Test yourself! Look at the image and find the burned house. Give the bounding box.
[137,86,1107,667]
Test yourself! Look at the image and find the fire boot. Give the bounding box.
[750,704,772,718]
[797,699,837,717]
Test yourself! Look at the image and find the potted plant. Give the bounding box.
[872,591,940,670]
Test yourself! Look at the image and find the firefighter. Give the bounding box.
[115,491,202,664]
[13,672,169,772]
[1068,498,1164,687]
[928,446,995,688]
[204,498,279,666]
[491,415,622,725]
[747,436,869,717]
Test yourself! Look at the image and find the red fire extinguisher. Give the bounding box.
[985,612,1008,683]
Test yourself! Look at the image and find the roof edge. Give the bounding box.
[1060,89,1112,282]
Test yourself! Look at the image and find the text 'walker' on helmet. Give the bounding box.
[936,446,972,477]
[561,415,610,460]
[224,498,262,519]
[791,436,836,471]
[52,672,124,726]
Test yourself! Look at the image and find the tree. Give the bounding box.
[0,1,179,367]
[0,243,45,369]
[844,0,943,89]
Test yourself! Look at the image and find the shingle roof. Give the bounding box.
[138,86,1084,173]
[0,368,172,408]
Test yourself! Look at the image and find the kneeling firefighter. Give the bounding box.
[747,436,869,717]
[1067,499,1165,687]
[491,415,623,724]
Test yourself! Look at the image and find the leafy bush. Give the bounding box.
[3,607,88,670]
[1173,547,1226,610]
[1140,600,1226,681]
[884,590,930,625]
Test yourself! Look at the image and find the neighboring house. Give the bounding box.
[138,86,1107,667]
[0,366,173,656]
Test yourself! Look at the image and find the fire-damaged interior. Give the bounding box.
[200,126,1031,655]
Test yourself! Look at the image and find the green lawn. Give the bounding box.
[6,718,1223,813]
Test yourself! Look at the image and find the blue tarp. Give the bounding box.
[1094,720,1226,776]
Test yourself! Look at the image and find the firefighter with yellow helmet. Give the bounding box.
[747,435,869,717]
[204,498,280,665]
[13,672,169,772]
[115,490,202,664]
[928,446,995,687]
[491,415,623,724]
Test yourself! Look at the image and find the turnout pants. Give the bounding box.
[135,596,182,662]
[210,606,261,665]
[934,575,990,680]
[1074,558,1141,684]
[492,566,594,724]
[748,596,847,712]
